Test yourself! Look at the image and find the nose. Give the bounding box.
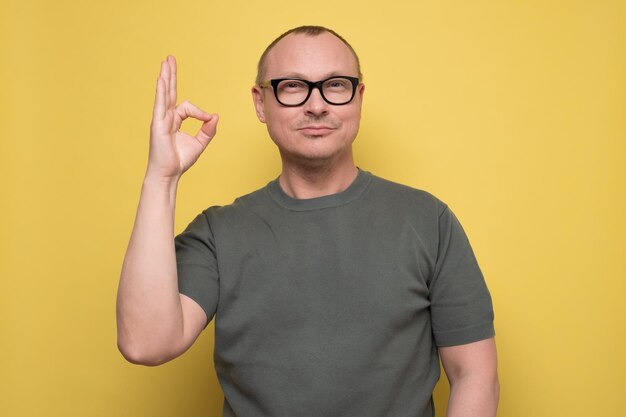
[303,87,329,117]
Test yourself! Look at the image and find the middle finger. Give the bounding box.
[168,56,177,107]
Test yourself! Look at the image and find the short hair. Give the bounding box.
[255,25,363,85]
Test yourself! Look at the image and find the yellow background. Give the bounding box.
[1,0,625,416]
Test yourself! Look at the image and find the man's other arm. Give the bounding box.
[116,56,218,366]
[439,337,499,417]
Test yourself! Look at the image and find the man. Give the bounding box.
[117,26,499,417]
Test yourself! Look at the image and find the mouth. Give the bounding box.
[297,125,336,136]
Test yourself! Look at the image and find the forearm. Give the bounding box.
[446,373,499,417]
[116,175,185,365]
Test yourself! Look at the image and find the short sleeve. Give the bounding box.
[174,211,220,323]
[429,206,495,347]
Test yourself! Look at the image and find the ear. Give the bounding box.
[251,85,267,123]
[357,83,365,100]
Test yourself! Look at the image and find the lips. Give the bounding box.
[297,125,336,136]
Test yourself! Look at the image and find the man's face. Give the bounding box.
[252,32,364,166]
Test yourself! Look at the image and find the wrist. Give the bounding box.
[143,171,181,189]
[141,174,180,205]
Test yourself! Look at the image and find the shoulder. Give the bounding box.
[199,180,276,226]
[365,171,448,217]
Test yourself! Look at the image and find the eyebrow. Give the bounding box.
[273,71,356,80]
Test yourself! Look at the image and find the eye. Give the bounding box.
[279,80,307,92]
[324,78,351,91]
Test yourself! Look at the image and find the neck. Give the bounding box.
[278,156,358,199]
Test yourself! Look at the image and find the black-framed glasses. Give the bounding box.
[259,76,360,107]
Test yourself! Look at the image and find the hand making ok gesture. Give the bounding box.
[147,55,219,180]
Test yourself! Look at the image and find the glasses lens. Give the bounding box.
[276,80,309,106]
[322,78,354,104]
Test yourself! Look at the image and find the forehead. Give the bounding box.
[264,32,359,80]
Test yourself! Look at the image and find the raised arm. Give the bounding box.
[439,337,500,417]
[116,56,218,366]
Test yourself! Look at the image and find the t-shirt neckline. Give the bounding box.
[267,169,372,211]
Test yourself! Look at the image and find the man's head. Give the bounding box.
[252,26,365,167]
[255,26,363,86]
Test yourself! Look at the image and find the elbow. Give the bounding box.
[117,338,172,367]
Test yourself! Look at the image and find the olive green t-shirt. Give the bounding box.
[175,170,494,417]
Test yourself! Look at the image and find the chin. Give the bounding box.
[282,145,352,169]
